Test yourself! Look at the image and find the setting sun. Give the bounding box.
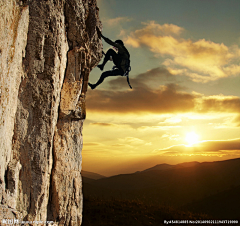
[185,132,199,146]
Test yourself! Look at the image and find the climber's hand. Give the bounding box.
[96,26,102,39]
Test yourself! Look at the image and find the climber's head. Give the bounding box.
[115,40,124,46]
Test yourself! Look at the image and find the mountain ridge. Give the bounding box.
[83,158,240,179]
[81,170,106,180]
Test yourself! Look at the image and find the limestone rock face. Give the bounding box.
[0,0,102,225]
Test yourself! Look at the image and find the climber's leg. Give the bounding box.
[88,68,124,90]
[97,49,121,71]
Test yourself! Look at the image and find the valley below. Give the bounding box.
[82,158,240,225]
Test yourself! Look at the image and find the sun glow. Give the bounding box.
[185,132,199,146]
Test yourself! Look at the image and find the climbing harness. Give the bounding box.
[123,60,132,89]
[111,62,132,89]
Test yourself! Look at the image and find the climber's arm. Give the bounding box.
[102,36,119,48]
[96,26,121,49]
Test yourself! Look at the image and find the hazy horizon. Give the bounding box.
[82,0,240,176]
[83,156,240,177]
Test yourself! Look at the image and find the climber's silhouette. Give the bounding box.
[88,27,132,89]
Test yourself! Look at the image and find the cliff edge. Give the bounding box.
[0,0,102,225]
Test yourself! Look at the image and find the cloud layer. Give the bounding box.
[125,21,240,83]
[87,83,195,114]
[154,139,240,157]
[87,67,240,114]
[104,17,132,26]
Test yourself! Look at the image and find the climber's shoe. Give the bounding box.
[88,83,96,90]
[97,64,104,71]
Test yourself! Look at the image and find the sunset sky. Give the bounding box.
[83,0,240,176]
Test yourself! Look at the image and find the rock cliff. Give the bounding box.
[0,0,102,225]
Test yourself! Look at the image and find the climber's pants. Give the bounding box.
[94,68,124,87]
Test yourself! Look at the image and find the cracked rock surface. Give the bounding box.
[0,0,102,225]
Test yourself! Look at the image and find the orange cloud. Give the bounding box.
[135,21,184,36]
[154,139,240,157]
[104,17,132,26]
[119,137,145,145]
[233,115,240,127]
[125,21,240,83]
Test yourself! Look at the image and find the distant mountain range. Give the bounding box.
[81,170,106,180]
[138,161,200,173]
[82,158,240,219]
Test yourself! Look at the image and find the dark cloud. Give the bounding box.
[86,67,240,114]
[198,139,240,152]
[201,97,240,113]
[108,66,176,90]
[90,122,114,127]
[134,67,175,82]
[86,82,195,113]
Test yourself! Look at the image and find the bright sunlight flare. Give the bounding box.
[185,132,199,146]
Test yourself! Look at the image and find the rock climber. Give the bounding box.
[88,27,132,89]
